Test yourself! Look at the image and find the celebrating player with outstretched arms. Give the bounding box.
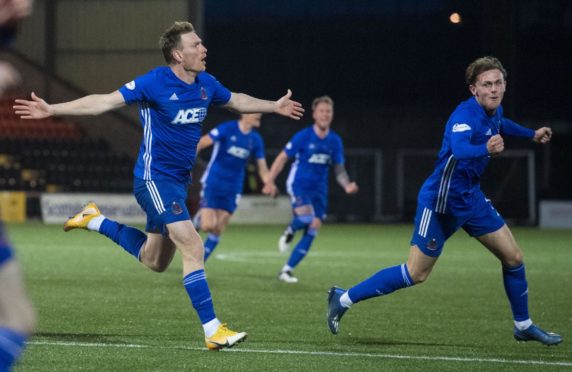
[14,21,303,350]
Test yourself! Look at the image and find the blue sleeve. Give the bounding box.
[209,122,230,142]
[450,122,489,160]
[253,133,265,160]
[501,118,535,139]
[118,72,154,104]
[204,73,231,105]
[333,135,345,165]
[284,130,306,158]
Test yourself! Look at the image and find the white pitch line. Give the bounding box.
[29,340,572,367]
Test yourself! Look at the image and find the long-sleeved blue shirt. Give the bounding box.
[418,96,534,215]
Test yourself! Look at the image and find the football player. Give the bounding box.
[326,56,562,346]
[264,96,358,283]
[14,21,303,350]
[193,113,277,261]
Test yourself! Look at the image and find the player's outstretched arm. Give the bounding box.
[533,127,552,144]
[13,91,126,119]
[224,89,304,120]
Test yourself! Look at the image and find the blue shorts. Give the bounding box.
[133,178,190,235]
[410,193,505,257]
[200,186,241,214]
[288,185,327,220]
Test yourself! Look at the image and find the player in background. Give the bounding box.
[13,21,303,350]
[264,96,358,283]
[326,56,562,345]
[1,1,36,370]
[192,113,278,261]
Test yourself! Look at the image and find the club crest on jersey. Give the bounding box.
[200,86,208,100]
[172,107,207,124]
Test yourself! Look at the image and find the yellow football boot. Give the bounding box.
[205,324,247,350]
[63,202,101,232]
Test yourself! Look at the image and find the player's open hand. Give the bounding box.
[274,89,304,120]
[345,182,359,194]
[13,92,52,119]
[486,134,504,156]
[533,127,552,144]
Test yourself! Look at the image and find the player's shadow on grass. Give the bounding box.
[33,332,133,344]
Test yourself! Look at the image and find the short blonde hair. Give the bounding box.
[159,21,195,64]
[311,95,334,111]
[465,56,507,86]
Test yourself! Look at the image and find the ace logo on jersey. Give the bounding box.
[308,153,331,164]
[172,108,208,124]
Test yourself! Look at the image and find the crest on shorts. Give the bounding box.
[171,202,183,215]
[427,238,438,250]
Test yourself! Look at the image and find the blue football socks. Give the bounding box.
[286,228,317,268]
[0,327,27,371]
[204,234,220,261]
[99,219,147,259]
[348,264,415,303]
[183,269,216,324]
[503,263,530,322]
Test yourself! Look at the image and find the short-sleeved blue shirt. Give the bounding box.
[284,126,345,195]
[119,67,231,184]
[201,121,265,194]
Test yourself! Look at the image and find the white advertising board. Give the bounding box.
[539,200,572,229]
[41,193,146,224]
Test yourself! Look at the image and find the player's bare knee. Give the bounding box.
[147,260,169,272]
[504,250,524,267]
[309,219,322,230]
[409,269,431,284]
[200,220,215,233]
[411,273,428,284]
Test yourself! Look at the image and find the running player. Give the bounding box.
[326,56,562,345]
[13,21,303,350]
[193,113,277,261]
[264,96,358,283]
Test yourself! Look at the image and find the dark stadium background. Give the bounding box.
[3,0,571,222]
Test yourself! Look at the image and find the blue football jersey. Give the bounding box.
[119,67,231,184]
[201,121,265,194]
[284,126,345,195]
[418,97,534,215]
